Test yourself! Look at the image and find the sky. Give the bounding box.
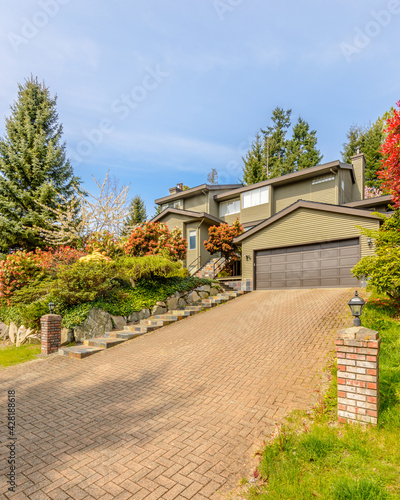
[0,0,399,216]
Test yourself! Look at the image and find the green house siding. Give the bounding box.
[241,208,379,280]
[184,193,208,213]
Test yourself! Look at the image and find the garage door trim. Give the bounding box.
[253,236,361,290]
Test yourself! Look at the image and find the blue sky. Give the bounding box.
[0,0,399,216]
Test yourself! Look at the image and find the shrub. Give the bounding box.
[203,219,243,261]
[52,260,117,306]
[85,231,122,258]
[116,255,183,284]
[124,222,187,261]
[79,251,111,263]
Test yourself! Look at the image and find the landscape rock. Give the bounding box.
[0,322,9,340]
[9,322,18,344]
[152,305,167,315]
[128,312,139,323]
[156,301,166,307]
[17,326,40,347]
[210,287,219,296]
[198,291,209,299]
[73,308,113,341]
[138,309,150,320]
[198,285,211,293]
[178,298,187,307]
[61,328,74,346]
[166,297,179,310]
[111,315,127,330]
[187,291,201,303]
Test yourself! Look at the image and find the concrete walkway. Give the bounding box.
[1,289,353,499]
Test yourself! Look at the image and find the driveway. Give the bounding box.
[1,288,353,499]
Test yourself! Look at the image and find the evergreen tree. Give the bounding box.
[207,168,218,185]
[123,195,147,235]
[261,107,292,177]
[242,134,267,185]
[285,117,323,173]
[0,76,79,252]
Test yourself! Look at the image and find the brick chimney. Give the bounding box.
[169,184,183,195]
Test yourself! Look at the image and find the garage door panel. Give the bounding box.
[255,239,360,290]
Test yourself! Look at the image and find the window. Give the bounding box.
[189,230,196,250]
[242,186,269,209]
[161,199,183,211]
[312,175,335,185]
[219,198,240,217]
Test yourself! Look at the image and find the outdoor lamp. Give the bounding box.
[48,301,55,314]
[348,291,365,326]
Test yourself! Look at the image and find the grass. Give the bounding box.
[0,344,41,368]
[243,293,400,500]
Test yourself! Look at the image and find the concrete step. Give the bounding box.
[184,306,205,312]
[201,300,218,307]
[58,346,104,359]
[154,314,186,321]
[216,294,234,301]
[105,331,142,340]
[131,325,161,334]
[83,337,125,349]
[168,310,195,317]
[140,319,173,327]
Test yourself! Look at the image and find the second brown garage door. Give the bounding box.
[255,238,360,289]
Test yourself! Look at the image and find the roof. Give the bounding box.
[342,195,392,209]
[233,199,383,243]
[214,160,354,202]
[151,207,223,225]
[154,183,243,204]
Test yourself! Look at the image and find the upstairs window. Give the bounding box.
[161,199,183,211]
[312,175,335,185]
[242,186,269,209]
[219,199,240,217]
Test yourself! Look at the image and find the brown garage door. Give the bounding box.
[255,238,360,289]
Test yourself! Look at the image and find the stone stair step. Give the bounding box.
[58,346,104,359]
[140,319,173,327]
[216,294,234,300]
[83,338,126,349]
[184,306,205,312]
[201,300,218,307]
[168,310,196,317]
[105,331,143,340]
[154,314,185,321]
[131,325,160,333]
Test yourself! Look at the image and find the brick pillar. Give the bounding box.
[40,314,62,355]
[335,326,380,426]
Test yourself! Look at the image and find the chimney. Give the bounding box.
[169,183,183,195]
[350,150,366,201]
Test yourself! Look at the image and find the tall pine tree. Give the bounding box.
[0,76,79,253]
[261,107,292,177]
[242,134,267,185]
[285,117,323,173]
[122,195,147,235]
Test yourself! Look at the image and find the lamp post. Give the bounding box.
[48,301,55,314]
[348,291,365,326]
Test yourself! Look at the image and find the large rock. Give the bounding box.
[111,315,127,330]
[198,291,209,299]
[73,308,113,341]
[166,296,179,310]
[156,301,166,307]
[9,322,18,344]
[197,285,211,293]
[16,326,40,346]
[187,291,201,303]
[210,287,219,296]
[138,309,150,320]
[128,312,139,323]
[61,328,74,346]
[152,305,167,315]
[0,322,9,340]
[178,298,187,307]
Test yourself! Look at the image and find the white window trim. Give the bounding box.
[242,186,269,209]
[219,198,240,217]
[189,230,196,250]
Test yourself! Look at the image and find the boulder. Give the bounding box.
[197,285,211,293]
[178,298,187,307]
[166,296,179,310]
[152,305,167,315]
[73,308,113,341]
[210,287,219,296]
[187,291,201,304]
[128,312,139,323]
[198,291,209,299]
[9,322,18,344]
[156,301,166,307]
[17,326,40,347]
[0,322,9,340]
[61,328,74,346]
[138,309,150,320]
[111,315,127,330]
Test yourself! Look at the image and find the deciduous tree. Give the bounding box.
[203,219,243,261]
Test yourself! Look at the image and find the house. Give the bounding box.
[153,152,392,290]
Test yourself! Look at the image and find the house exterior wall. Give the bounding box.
[184,193,208,213]
[241,208,379,279]
[351,154,365,201]
[339,169,353,205]
[159,213,186,233]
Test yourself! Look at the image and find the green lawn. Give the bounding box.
[243,294,400,500]
[0,344,41,368]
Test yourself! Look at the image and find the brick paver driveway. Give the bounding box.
[1,289,353,499]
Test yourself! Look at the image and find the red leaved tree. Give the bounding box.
[379,100,400,208]
[203,219,244,261]
[124,221,187,261]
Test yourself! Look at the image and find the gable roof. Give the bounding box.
[215,160,354,202]
[154,183,242,204]
[152,207,223,225]
[233,199,383,243]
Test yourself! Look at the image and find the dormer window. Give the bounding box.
[242,186,269,209]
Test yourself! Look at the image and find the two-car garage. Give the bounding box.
[254,238,360,290]
[235,201,381,291]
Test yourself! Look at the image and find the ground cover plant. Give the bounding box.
[0,344,41,368]
[242,294,400,500]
